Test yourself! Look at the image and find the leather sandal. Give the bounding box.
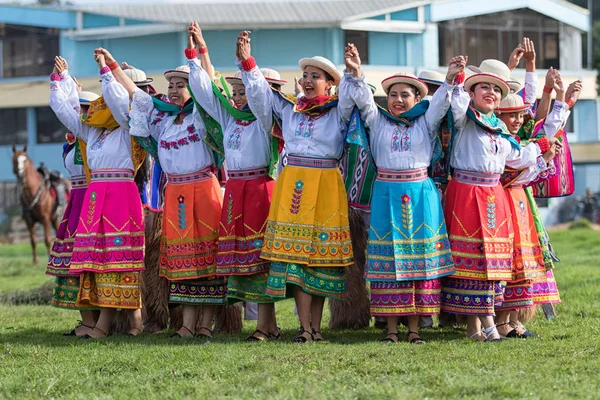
[64,321,93,336]
[312,329,325,342]
[170,325,195,338]
[407,330,426,344]
[247,329,269,342]
[196,326,213,340]
[82,326,108,339]
[380,332,400,343]
[292,327,313,343]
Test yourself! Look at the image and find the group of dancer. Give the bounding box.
[45,23,576,343]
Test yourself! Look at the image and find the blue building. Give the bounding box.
[0,0,597,201]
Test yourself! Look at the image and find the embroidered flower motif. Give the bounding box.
[290,180,305,215]
[113,237,123,246]
[318,232,329,241]
[486,195,497,230]
[435,242,443,250]
[178,195,185,204]
[253,239,264,248]
[402,194,411,204]
[159,124,201,150]
[519,201,525,210]
[295,181,304,190]
[90,192,97,201]
[187,124,195,133]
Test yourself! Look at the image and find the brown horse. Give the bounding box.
[12,145,60,264]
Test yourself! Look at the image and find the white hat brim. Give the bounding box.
[265,77,288,85]
[298,58,341,85]
[225,77,244,86]
[164,71,189,81]
[464,73,510,99]
[382,76,428,97]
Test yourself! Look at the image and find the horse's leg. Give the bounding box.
[28,222,38,264]
[43,218,52,255]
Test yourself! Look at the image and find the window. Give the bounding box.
[344,30,369,65]
[0,108,27,145]
[0,23,59,78]
[438,9,560,69]
[36,107,66,144]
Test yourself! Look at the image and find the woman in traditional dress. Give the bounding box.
[342,44,460,343]
[50,51,145,338]
[440,59,552,342]
[238,31,354,342]
[46,56,100,337]
[186,23,282,341]
[100,40,225,339]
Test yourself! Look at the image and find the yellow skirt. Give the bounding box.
[261,163,353,267]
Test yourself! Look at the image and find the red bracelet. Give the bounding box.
[536,137,551,153]
[566,98,575,109]
[50,73,61,82]
[543,86,553,94]
[184,48,199,59]
[108,61,119,71]
[241,57,256,71]
[199,46,208,55]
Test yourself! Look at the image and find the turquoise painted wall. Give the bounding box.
[574,100,598,143]
[82,14,121,29]
[0,5,76,29]
[368,32,423,67]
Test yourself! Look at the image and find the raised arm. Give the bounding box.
[186,25,231,127]
[190,21,215,84]
[55,56,80,112]
[96,48,138,100]
[95,51,131,128]
[49,71,91,141]
[238,31,289,122]
[522,38,538,106]
[535,68,556,122]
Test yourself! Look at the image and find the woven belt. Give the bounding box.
[167,167,212,184]
[71,175,87,188]
[376,168,428,182]
[90,169,134,182]
[453,169,500,187]
[287,155,338,169]
[228,167,268,180]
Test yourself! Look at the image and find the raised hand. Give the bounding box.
[344,43,361,76]
[523,37,536,66]
[190,21,206,49]
[55,56,68,74]
[121,61,133,70]
[544,67,556,91]
[236,31,252,61]
[565,80,583,104]
[187,24,195,50]
[507,44,524,71]
[447,55,467,83]
[94,50,106,68]
[95,48,115,65]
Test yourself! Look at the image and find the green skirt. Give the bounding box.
[266,262,346,300]
[51,276,97,310]
[227,272,278,304]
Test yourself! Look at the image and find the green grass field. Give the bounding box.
[1,229,599,399]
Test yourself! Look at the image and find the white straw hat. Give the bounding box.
[497,93,530,113]
[261,68,287,85]
[79,91,100,105]
[164,65,190,81]
[381,73,428,97]
[124,67,153,86]
[225,71,243,86]
[418,70,445,86]
[298,56,341,85]
[464,59,511,98]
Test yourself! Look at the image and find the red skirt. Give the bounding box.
[504,187,546,281]
[444,171,513,281]
[216,168,274,276]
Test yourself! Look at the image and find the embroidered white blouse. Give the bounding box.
[188,58,271,171]
[341,73,453,170]
[450,87,542,174]
[49,69,134,171]
[129,85,214,176]
[64,147,84,178]
[241,65,355,160]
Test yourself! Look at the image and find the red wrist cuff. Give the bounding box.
[185,48,199,59]
[543,86,553,94]
[566,98,575,109]
[50,73,61,82]
[454,72,465,85]
[100,66,111,75]
[199,46,208,55]
[108,61,119,71]
[241,57,256,71]
[536,137,551,153]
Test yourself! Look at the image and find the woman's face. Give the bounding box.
[498,111,525,134]
[231,83,248,109]
[301,66,333,99]
[470,82,502,115]
[387,83,421,117]
[168,77,190,105]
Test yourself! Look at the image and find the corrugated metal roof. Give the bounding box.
[72,0,424,28]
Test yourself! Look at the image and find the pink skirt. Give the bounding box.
[47,176,87,277]
[70,169,145,274]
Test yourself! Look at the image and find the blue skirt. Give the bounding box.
[365,173,454,282]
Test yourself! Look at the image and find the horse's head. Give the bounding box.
[12,144,30,180]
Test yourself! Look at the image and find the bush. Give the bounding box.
[569,218,593,230]
[0,280,53,305]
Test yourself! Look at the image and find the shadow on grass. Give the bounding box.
[0,325,468,347]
